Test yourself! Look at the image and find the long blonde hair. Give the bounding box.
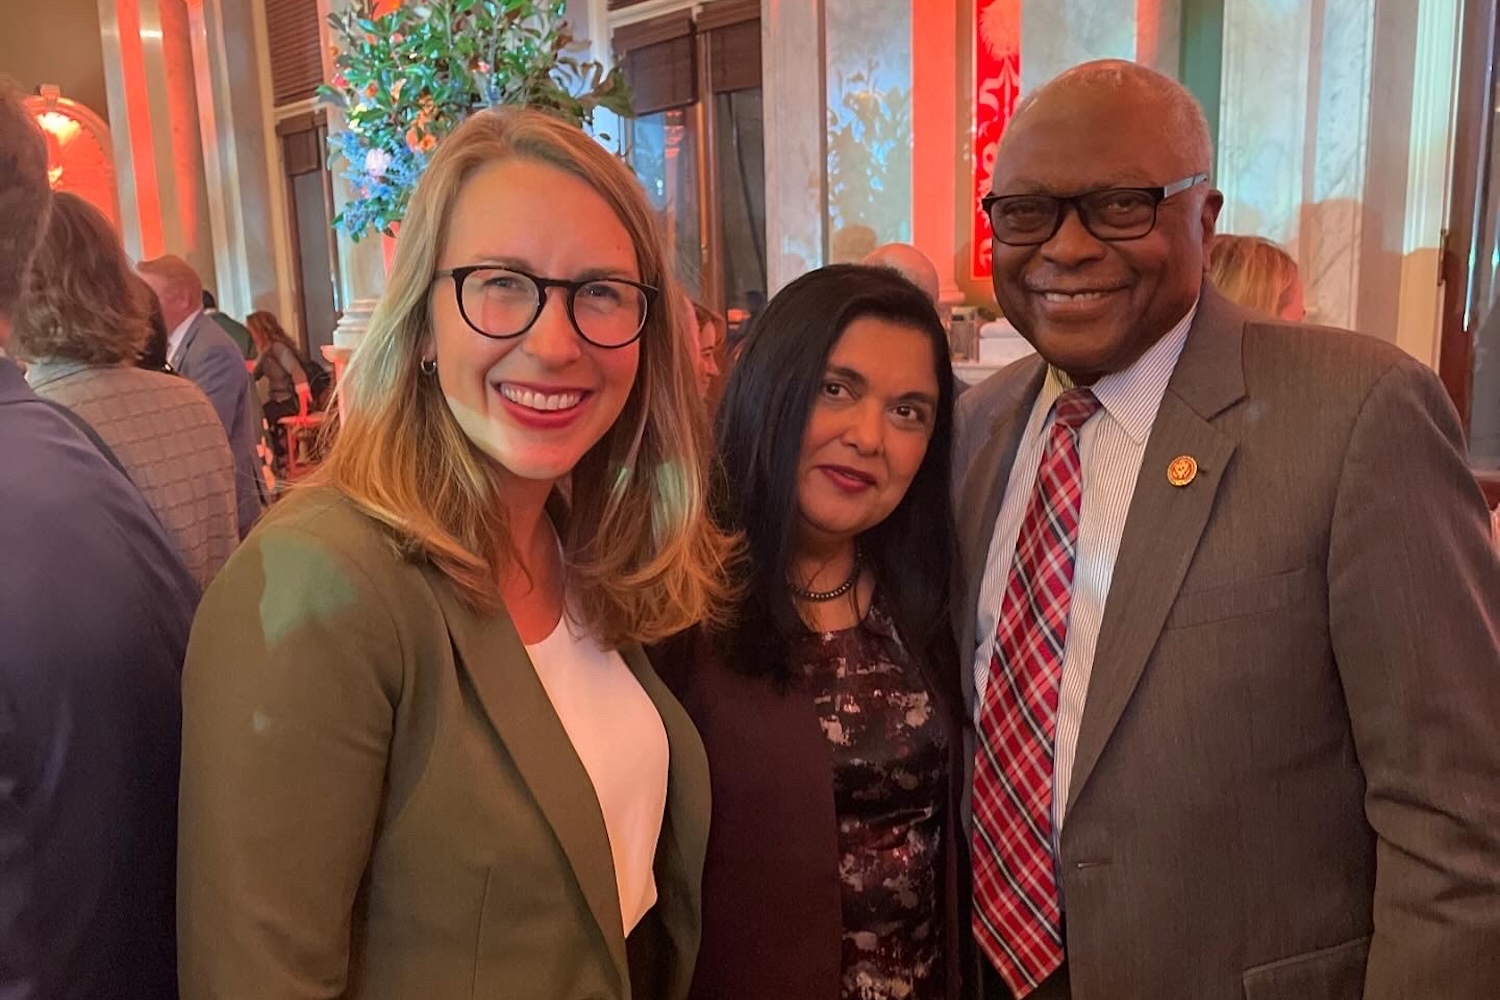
[1208,234,1300,318]
[313,107,736,645]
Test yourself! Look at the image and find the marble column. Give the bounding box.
[97,0,216,282]
[188,0,296,322]
[318,0,388,366]
[763,0,827,293]
[912,0,961,306]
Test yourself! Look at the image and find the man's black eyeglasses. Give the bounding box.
[434,265,659,349]
[982,172,1210,247]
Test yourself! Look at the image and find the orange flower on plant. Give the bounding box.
[364,82,379,99]
[405,127,437,154]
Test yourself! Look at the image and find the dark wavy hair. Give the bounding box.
[713,263,962,714]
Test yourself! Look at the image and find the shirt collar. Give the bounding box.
[168,308,203,361]
[1042,300,1197,446]
[23,358,92,389]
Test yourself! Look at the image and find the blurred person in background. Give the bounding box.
[201,287,255,358]
[688,298,723,402]
[863,242,942,304]
[1207,233,1305,321]
[134,273,173,373]
[862,243,967,396]
[247,309,315,422]
[13,192,238,589]
[138,253,266,536]
[0,79,197,1000]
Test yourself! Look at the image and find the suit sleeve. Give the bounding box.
[195,339,252,436]
[177,523,404,1000]
[1325,357,1500,997]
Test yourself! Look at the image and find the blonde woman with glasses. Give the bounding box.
[178,108,736,1000]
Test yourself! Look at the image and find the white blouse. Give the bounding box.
[525,615,670,934]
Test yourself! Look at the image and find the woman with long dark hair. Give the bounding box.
[656,263,967,1000]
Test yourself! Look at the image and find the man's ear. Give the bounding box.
[1201,188,1224,241]
[1199,189,1225,271]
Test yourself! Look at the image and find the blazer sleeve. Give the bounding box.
[1326,357,1500,997]
[178,521,405,1000]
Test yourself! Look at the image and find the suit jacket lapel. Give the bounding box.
[1065,286,1249,815]
[955,357,1046,713]
[426,578,631,994]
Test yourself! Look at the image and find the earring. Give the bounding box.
[419,358,437,375]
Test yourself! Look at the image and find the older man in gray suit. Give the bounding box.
[956,60,1500,1000]
[139,254,265,536]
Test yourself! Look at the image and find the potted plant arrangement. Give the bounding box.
[320,0,633,248]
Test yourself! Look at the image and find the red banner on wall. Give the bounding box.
[972,0,1021,280]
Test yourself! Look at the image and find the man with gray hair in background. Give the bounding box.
[0,80,197,1000]
[956,59,1500,998]
[138,252,266,535]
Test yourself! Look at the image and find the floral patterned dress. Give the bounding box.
[797,600,950,1000]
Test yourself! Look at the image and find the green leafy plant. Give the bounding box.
[826,60,913,246]
[320,0,633,240]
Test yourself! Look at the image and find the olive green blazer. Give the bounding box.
[178,487,711,1000]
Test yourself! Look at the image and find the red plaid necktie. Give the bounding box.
[972,388,1100,997]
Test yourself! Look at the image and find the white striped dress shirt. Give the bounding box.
[972,304,1196,857]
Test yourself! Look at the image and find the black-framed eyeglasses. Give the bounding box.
[434,265,658,349]
[981,172,1210,247]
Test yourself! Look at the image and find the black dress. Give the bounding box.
[796,600,950,1000]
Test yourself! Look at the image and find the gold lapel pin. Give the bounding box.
[1167,455,1198,487]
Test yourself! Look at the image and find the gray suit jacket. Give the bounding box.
[954,286,1500,999]
[172,311,265,536]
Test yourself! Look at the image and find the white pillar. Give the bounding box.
[318,0,388,362]
[763,0,827,293]
[97,0,216,281]
[189,0,296,322]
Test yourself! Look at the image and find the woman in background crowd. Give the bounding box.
[656,264,967,1000]
[246,309,314,422]
[690,299,723,401]
[12,191,238,589]
[1208,233,1305,321]
[178,107,735,1000]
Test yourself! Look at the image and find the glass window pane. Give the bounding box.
[824,0,913,261]
[713,88,767,334]
[629,108,702,297]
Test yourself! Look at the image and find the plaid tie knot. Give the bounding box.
[1052,388,1101,434]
